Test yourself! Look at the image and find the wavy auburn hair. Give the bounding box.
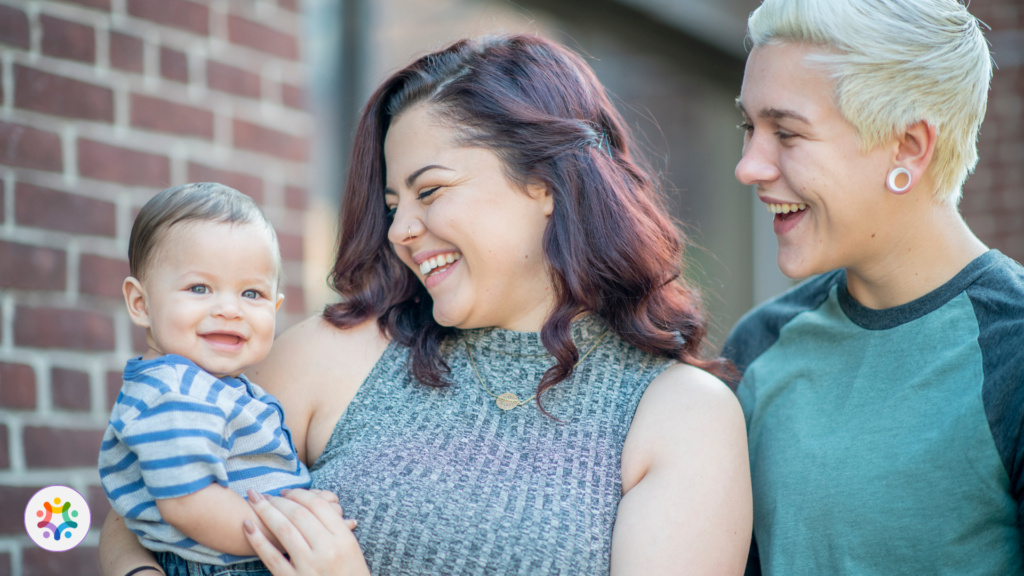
[325,35,733,410]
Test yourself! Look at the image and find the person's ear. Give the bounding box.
[527,181,554,217]
[123,277,151,328]
[889,120,938,194]
[275,293,285,311]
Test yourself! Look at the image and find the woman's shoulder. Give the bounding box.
[250,315,391,399]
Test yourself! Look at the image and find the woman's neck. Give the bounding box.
[845,199,988,310]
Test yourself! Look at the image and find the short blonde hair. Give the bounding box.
[747,0,992,204]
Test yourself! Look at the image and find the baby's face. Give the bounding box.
[134,221,283,378]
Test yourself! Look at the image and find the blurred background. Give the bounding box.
[0,0,1020,572]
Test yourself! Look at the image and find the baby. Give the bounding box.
[99,183,310,574]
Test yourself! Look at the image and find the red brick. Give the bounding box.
[41,15,95,63]
[228,15,298,60]
[285,185,307,210]
[188,163,264,203]
[87,486,111,530]
[56,0,111,9]
[0,486,43,533]
[279,0,299,11]
[15,306,115,351]
[282,83,305,109]
[51,368,91,411]
[284,284,304,313]
[0,5,29,49]
[278,232,303,260]
[0,240,66,291]
[160,47,188,83]
[110,32,144,73]
[0,425,7,469]
[106,371,122,409]
[78,139,170,187]
[233,120,307,162]
[131,94,213,139]
[23,426,105,468]
[80,254,129,299]
[206,60,261,99]
[0,121,63,172]
[14,65,114,122]
[23,545,99,576]
[0,362,36,409]
[128,0,209,35]
[16,182,116,236]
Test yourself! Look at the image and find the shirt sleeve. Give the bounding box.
[120,391,230,499]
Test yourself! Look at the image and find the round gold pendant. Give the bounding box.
[496,392,520,411]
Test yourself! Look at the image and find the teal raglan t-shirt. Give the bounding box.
[722,250,1024,575]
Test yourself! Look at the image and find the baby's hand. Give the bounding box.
[280,488,357,530]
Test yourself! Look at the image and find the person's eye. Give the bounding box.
[242,289,261,299]
[189,285,209,294]
[738,122,754,133]
[776,130,798,140]
[417,186,441,201]
[386,205,397,219]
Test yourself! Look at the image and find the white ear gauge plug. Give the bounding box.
[887,167,912,194]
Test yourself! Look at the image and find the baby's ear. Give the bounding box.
[123,277,151,327]
[275,293,285,311]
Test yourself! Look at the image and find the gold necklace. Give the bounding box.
[466,329,609,411]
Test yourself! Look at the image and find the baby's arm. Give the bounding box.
[156,483,282,556]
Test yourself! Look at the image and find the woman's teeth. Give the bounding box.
[419,252,461,276]
[766,202,807,214]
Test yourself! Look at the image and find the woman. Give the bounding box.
[101,34,752,575]
[722,0,1024,574]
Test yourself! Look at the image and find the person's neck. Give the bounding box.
[845,199,988,310]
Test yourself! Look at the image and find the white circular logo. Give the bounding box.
[23,486,91,551]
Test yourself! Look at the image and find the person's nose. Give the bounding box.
[387,203,426,246]
[735,130,781,186]
[212,292,243,320]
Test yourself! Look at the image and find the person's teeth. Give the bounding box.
[429,257,437,268]
[454,253,460,260]
[799,203,807,210]
[420,262,430,274]
[445,253,454,264]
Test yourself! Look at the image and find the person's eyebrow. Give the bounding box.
[761,107,811,124]
[384,164,455,196]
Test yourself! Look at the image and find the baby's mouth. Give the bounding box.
[419,252,461,277]
[202,333,243,346]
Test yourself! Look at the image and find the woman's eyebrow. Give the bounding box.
[405,164,455,188]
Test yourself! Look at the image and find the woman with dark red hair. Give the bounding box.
[101,34,751,576]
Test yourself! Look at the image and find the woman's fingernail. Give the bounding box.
[244,520,256,534]
[248,490,263,502]
[280,488,291,496]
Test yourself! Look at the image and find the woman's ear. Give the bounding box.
[527,182,554,217]
[123,277,151,328]
[892,120,939,193]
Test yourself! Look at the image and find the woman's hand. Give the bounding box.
[243,488,369,576]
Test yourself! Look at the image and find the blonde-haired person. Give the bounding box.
[723,0,1024,574]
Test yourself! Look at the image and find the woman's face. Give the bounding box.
[735,42,898,280]
[384,105,555,331]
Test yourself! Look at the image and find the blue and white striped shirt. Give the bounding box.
[99,354,311,565]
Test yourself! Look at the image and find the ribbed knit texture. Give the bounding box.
[310,315,674,575]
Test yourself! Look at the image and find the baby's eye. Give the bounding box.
[190,285,209,294]
[242,289,260,299]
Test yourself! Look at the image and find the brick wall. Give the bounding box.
[963,0,1024,262]
[0,0,310,573]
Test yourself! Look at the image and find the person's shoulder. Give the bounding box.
[248,314,390,397]
[722,270,843,374]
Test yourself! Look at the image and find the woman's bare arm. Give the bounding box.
[612,364,753,575]
[98,510,163,576]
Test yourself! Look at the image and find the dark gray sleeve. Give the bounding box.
[969,259,1024,549]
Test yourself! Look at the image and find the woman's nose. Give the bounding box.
[735,132,781,186]
[387,206,425,246]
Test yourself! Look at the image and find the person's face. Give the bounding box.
[384,105,555,331]
[124,221,284,378]
[735,42,895,279]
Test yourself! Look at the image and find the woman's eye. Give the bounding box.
[417,186,441,200]
[189,285,209,294]
[242,289,260,299]
[776,130,798,140]
[738,122,754,133]
[386,206,397,219]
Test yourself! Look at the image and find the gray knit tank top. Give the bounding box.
[310,315,674,575]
